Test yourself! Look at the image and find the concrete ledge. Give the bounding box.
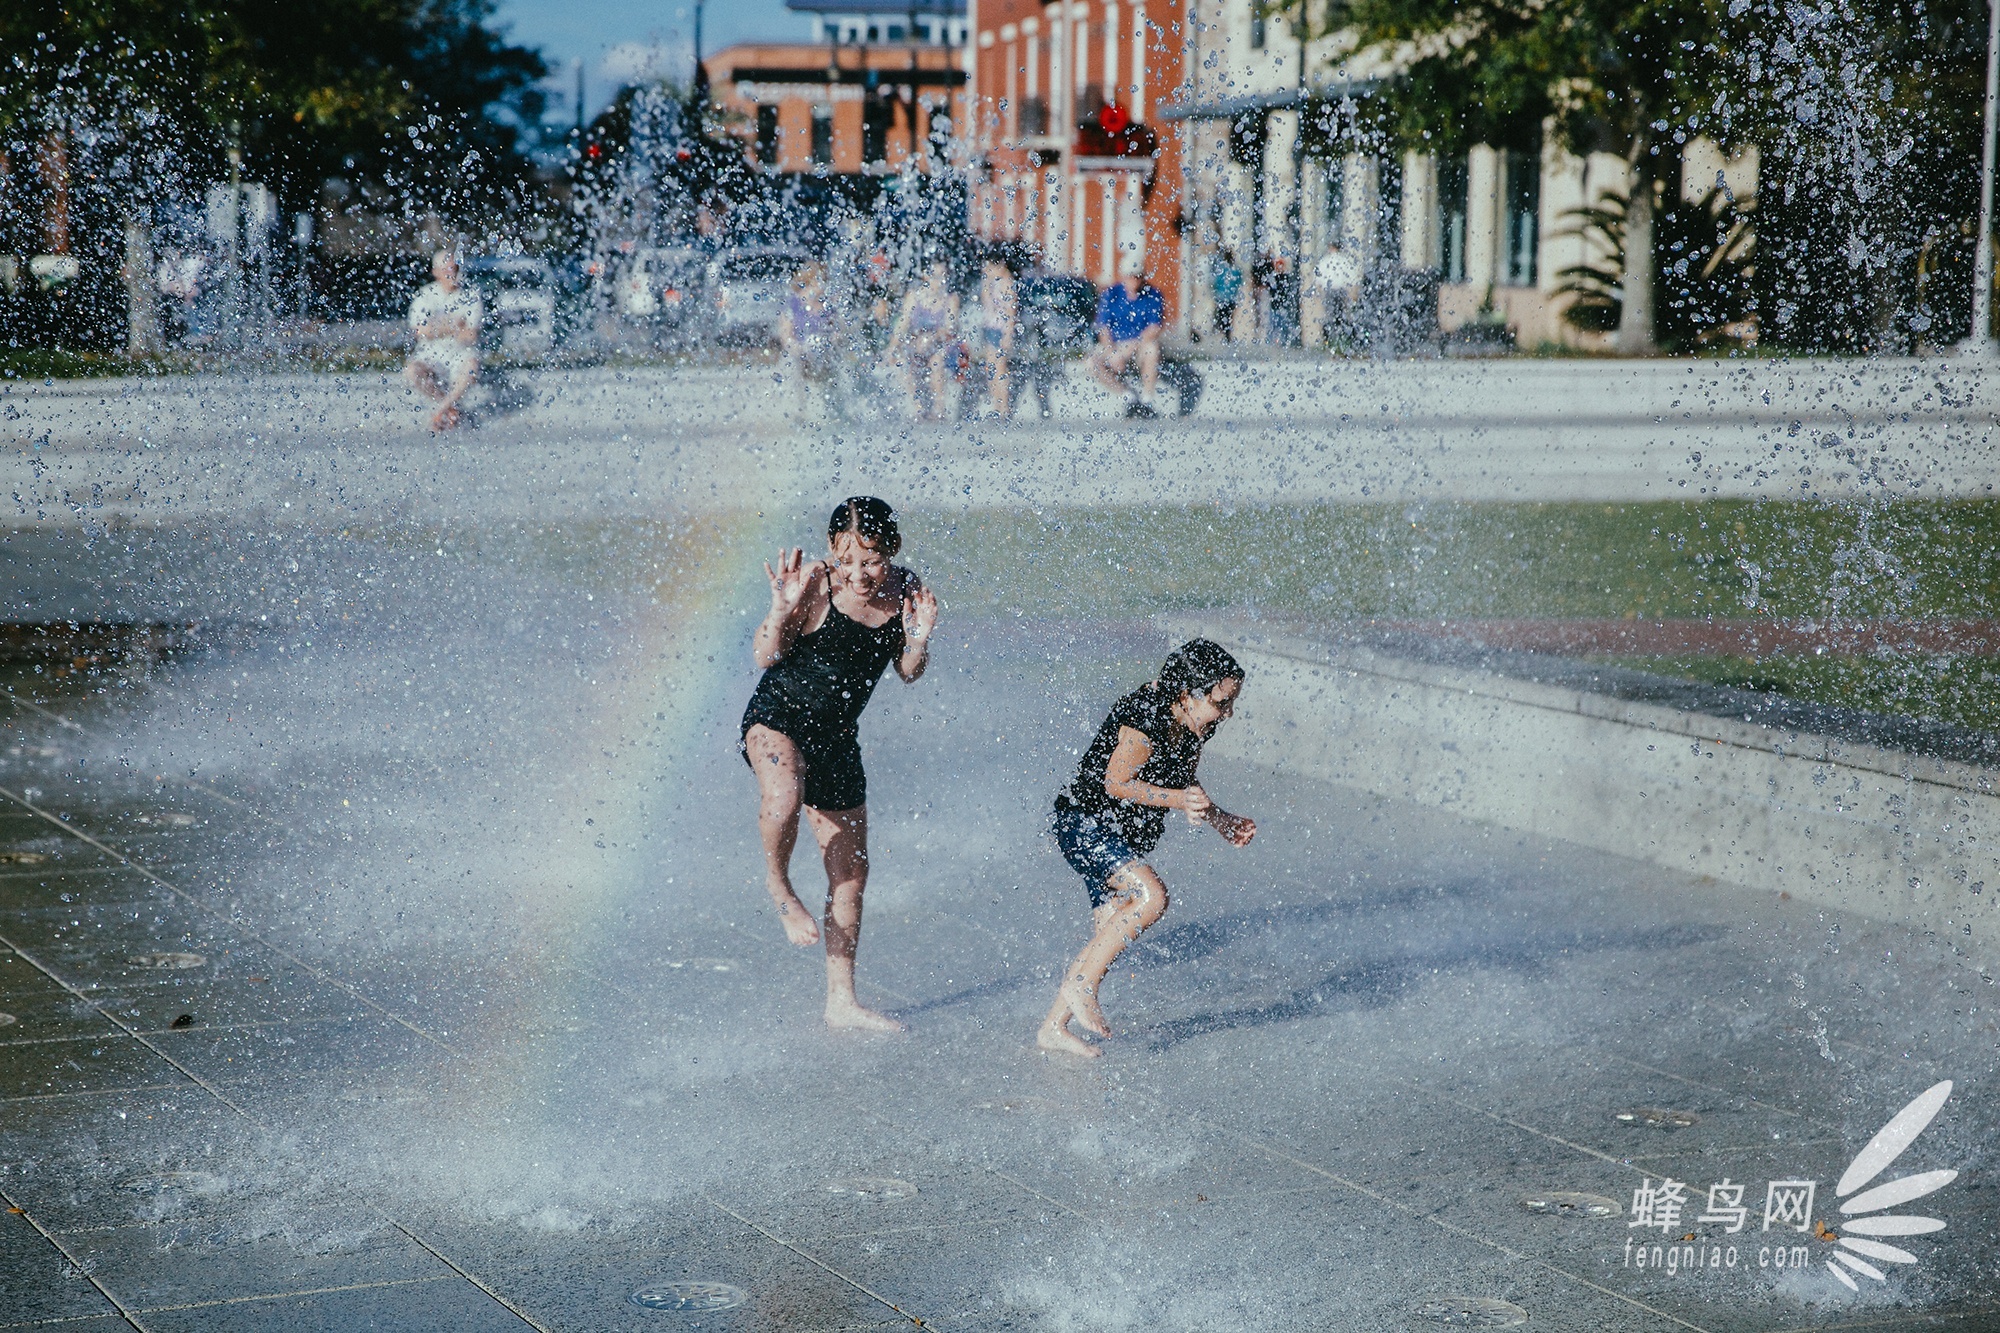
[1177,613,2000,967]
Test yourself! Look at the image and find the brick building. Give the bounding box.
[707,1,970,179]
[966,0,1188,325]
[964,0,1759,347]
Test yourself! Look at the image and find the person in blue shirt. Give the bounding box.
[1089,256,1165,411]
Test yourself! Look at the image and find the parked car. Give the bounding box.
[464,256,557,357]
[707,247,808,342]
[618,246,707,328]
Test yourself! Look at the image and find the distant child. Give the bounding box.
[742,498,940,1031]
[1038,640,1256,1057]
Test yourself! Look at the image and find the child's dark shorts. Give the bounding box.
[1051,804,1139,908]
[740,717,867,812]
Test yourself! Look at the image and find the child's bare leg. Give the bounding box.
[1038,864,1168,1055]
[808,804,904,1031]
[406,362,444,402]
[433,365,477,430]
[744,725,819,946]
[1037,982,1101,1056]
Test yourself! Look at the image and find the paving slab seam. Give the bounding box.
[5,693,285,830]
[809,1182,1348,1241]
[1113,1081,1715,1333]
[1832,1034,1958,1074]
[700,1193,933,1329]
[121,1272,460,1315]
[1399,1077,1635,1169]
[846,1095,1098,1220]
[1621,1137,1849,1166]
[380,1223,558,1333]
[1596,1052,1840,1130]
[0,1082,189,1106]
[0,1185,148,1332]
[971,1166,1093,1220]
[1765,1311,2000,1333]
[699,919,922,1008]
[0,1014,370,1049]
[0,1033,186,1051]
[0,928,550,1331]
[0,1314,142,1331]
[0,784,451,1052]
[0,930,249,1117]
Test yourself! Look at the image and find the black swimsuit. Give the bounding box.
[740,593,905,810]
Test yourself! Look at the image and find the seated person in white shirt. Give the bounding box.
[405,250,483,431]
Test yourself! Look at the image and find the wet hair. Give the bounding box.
[1158,638,1243,701]
[828,496,901,556]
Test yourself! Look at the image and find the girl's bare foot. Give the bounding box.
[1037,1016,1101,1058]
[825,996,905,1032]
[770,886,821,946]
[1061,982,1111,1038]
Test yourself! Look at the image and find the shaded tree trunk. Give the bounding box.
[36,133,69,255]
[123,211,160,357]
[1618,146,1656,355]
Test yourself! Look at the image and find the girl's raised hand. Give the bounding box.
[1211,810,1257,847]
[902,581,940,641]
[764,548,817,615]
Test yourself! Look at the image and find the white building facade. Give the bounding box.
[1171,0,1757,347]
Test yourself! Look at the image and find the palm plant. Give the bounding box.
[1555,186,1756,349]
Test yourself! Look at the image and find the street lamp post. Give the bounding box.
[1970,0,1999,352]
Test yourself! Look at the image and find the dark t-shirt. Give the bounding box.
[1056,683,1203,856]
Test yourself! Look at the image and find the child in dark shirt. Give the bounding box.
[1038,640,1256,1057]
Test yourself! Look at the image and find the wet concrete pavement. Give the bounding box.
[0,513,1995,1332]
[4,355,1999,523]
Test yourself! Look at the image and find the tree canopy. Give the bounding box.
[0,0,547,218]
[1332,0,1744,165]
[1325,0,1996,349]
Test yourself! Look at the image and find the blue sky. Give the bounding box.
[491,0,802,126]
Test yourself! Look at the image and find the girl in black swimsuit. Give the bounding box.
[1037,640,1257,1057]
[743,497,939,1032]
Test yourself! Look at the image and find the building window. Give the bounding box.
[1436,154,1468,282]
[755,106,778,166]
[863,96,893,163]
[1250,11,1266,47]
[886,23,905,40]
[866,24,879,40]
[1504,145,1540,286]
[1019,96,1049,137]
[811,107,835,165]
